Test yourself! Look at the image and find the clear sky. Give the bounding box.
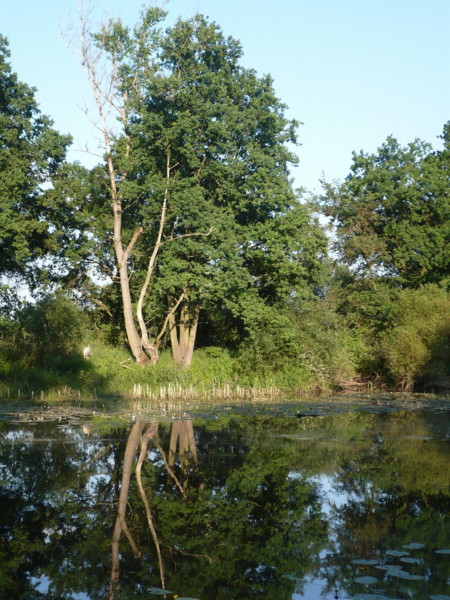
[2,0,449,192]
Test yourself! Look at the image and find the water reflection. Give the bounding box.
[0,398,449,599]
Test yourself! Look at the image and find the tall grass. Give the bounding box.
[0,342,323,402]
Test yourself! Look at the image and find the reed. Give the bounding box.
[131,382,281,401]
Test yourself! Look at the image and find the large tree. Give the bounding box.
[77,9,327,366]
[126,14,327,367]
[318,125,450,287]
[0,36,74,287]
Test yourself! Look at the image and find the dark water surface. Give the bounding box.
[1,394,449,600]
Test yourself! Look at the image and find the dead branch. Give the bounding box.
[136,147,171,344]
[83,443,113,468]
[165,227,214,244]
[154,291,186,347]
[81,292,114,318]
[123,226,144,262]
[165,542,213,563]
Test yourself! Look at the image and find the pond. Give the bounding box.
[1,394,449,600]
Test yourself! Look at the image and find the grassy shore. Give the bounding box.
[0,343,327,403]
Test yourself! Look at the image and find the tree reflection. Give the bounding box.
[1,406,447,599]
[107,417,326,599]
[310,413,450,599]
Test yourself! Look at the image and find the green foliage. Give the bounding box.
[378,285,450,390]
[328,266,400,332]
[236,301,362,389]
[292,300,365,382]
[326,268,450,388]
[0,294,91,394]
[15,293,87,367]
[0,36,72,283]
[319,125,450,287]
[188,347,236,385]
[236,305,311,389]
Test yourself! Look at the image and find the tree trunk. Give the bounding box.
[168,298,199,369]
[118,264,149,364]
[168,419,198,476]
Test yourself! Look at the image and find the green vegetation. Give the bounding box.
[0,9,449,398]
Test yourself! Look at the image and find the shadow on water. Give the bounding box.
[0,394,449,600]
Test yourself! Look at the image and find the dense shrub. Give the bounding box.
[378,285,450,390]
[236,302,362,389]
[15,293,88,368]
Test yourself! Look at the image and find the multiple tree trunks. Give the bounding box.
[168,299,199,369]
[109,420,198,598]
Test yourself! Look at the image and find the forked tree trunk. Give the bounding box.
[77,22,169,367]
[168,298,199,369]
[76,14,213,368]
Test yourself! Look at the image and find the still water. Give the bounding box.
[0,394,449,600]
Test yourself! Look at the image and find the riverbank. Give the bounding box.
[0,342,338,403]
[1,339,448,403]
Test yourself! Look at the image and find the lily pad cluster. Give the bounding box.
[350,542,450,599]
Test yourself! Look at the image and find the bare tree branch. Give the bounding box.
[164,227,214,245]
[136,147,171,346]
[80,292,113,318]
[154,291,186,346]
[123,226,144,262]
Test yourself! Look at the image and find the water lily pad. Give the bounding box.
[430,595,450,600]
[375,564,398,571]
[355,576,378,584]
[400,557,421,564]
[352,559,379,565]
[402,542,425,550]
[385,549,410,557]
[435,549,450,554]
[147,588,173,596]
[385,567,403,575]
[386,569,424,580]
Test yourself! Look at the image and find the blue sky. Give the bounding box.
[2,0,449,192]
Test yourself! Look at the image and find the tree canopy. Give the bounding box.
[319,124,450,287]
[0,36,73,286]
[78,9,327,366]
